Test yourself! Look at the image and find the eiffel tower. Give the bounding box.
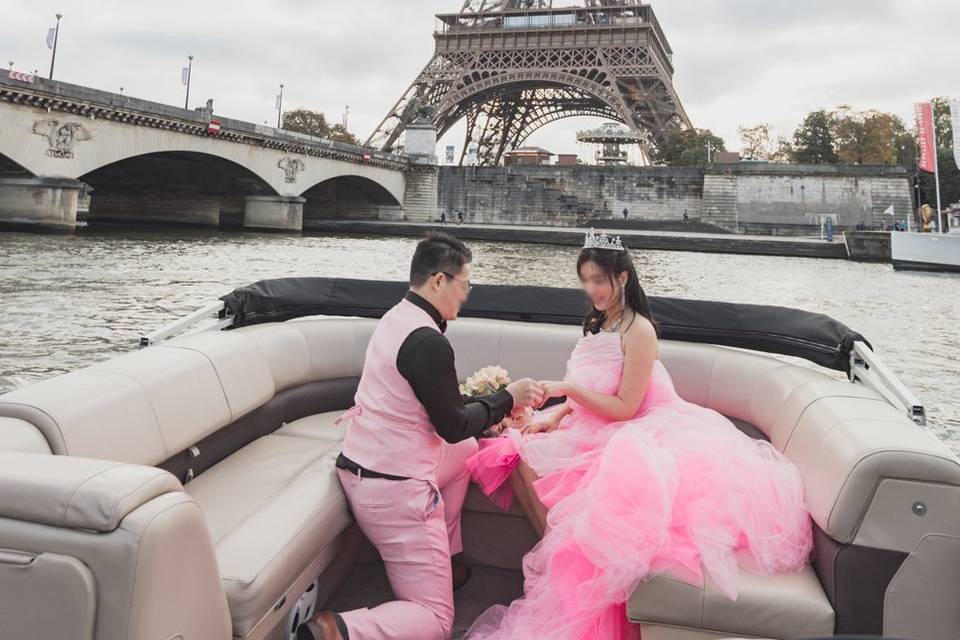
[366,0,691,166]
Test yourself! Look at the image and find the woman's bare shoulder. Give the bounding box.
[620,314,657,354]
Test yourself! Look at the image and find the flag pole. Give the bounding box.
[277,84,284,129]
[932,109,944,234]
[184,55,193,110]
[48,13,62,80]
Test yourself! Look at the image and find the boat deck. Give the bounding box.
[326,561,523,639]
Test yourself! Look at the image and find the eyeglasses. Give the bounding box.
[435,271,472,292]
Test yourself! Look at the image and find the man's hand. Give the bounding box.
[506,378,545,408]
[538,381,569,401]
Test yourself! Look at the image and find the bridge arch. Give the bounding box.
[300,174,403,224]
[0,152,35,178]
[79,151,278,227]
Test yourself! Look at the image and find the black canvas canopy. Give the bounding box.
[220,277,869,373]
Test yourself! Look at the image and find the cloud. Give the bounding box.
[3,0,957,157]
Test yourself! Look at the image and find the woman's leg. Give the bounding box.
[509,466,544,538]
[517,461,549,536]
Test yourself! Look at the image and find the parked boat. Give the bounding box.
[0,278,955,640]
[891,208,960,273]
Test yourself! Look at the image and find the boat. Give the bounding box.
[0,277,956,640]
[891,208,960,273]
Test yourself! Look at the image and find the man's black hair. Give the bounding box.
[409,232,472,287]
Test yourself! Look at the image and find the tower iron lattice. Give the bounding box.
[366,0,691,166]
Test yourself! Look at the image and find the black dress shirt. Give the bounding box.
[396,291,514,443]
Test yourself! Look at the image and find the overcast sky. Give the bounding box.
[3,0,958,160]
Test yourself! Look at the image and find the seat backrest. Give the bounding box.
[2,314,958,552]
[654,340,960,548]
[0,330,275,466]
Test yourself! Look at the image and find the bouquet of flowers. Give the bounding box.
[460,365,534,434]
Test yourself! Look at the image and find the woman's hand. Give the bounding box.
[522,414,560,435]
[538,380,569,401]
[506,378,546,409]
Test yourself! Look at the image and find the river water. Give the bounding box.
[1,227,958,452]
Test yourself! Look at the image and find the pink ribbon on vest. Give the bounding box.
[335,405,362,426]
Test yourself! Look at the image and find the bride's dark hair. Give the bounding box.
[577,247,660,337]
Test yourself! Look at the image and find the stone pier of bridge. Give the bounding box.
[0,177,85,232]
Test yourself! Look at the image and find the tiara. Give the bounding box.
[583,229,625,251]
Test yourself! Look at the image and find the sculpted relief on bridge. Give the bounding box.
[32,120,92,159]
[278,157,306,184]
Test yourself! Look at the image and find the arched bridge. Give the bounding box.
[0,70,423,232]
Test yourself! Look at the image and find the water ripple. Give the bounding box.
[1,227,958,452]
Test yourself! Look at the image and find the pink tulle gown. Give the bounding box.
[464,331,813,639]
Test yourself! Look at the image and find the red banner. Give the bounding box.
[915,102,937,173]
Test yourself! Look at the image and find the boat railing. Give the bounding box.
[849,340,926,425]
[138,301,230,349]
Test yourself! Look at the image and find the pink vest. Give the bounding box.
[339,298,445,480]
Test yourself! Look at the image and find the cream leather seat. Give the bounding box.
[274,411,346,444]
[185,433,350,637]
[0,323,368,640]
[1,314,959,640]
[628,566,834,639]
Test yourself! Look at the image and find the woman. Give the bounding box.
[464,233,813,639]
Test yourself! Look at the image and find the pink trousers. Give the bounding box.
[338,438,479,640]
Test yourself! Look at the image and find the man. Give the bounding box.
[303,233,544,640]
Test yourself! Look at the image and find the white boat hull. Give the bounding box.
[891,232,960,273]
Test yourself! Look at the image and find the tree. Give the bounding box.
[771,136,795,164]
[329,123,360,146]
[281,108,359,145]
[281,109,331,137]
[652,128,726,166]
[738,123,776,161]
[791,110,838,164]
[830,106,908,165]
[932,96,954,152]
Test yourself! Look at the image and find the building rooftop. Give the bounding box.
[505,146,556,156]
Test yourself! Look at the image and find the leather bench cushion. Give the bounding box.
[656,341,830,431]
[158,379,357,485]
[778,391,960,544]
[273,411,345,447]
[286,317,376,382]
[655,341,960,545]
[0,417,52,454]
[163,331,275,420]
[231,323,314,393]
[627,565,834,639]
[0,368,170,464]
[446,319,580,382]
[0,452,182,533]
[185,433,350,637]
[89,346,235,460]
